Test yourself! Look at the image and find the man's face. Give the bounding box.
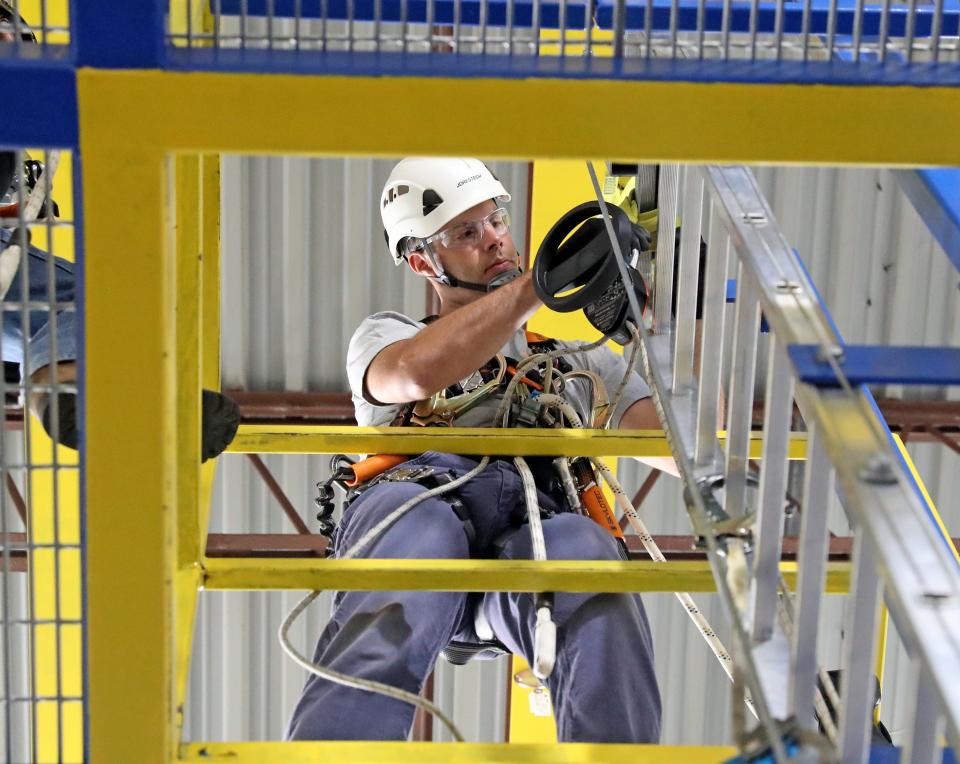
[411,200,519,289]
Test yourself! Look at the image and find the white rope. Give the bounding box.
[514,457,547,562]
[514,456,557,680]
[494,334,611,428]
[605,325,642,428]
[532,392,758,718]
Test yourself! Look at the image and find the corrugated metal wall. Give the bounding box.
[1,434,30,764]
[184,158,959,747]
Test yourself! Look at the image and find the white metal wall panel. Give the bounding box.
[187,159,959,747]
[1,434,29,763]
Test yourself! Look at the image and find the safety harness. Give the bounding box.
[315,326,618,548]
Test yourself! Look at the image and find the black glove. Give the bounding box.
[630,222,652,258]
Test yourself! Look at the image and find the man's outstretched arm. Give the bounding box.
[364,272,541,405]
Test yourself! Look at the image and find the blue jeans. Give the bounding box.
[0,230,77,378]
[286,452,662,743]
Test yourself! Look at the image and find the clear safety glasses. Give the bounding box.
[423,207,511,252]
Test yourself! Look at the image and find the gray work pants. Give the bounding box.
[286,452,661,743]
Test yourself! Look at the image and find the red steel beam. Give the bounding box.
[5,474,26,526]
[621,470,662,531]
[246,454,312,535]
[202,532,953,562]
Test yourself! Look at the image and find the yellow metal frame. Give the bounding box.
[229,424,809,457]
[76,52,960,764]
[201,556,851,593]
[178,741,737,761]
[78,70,960,166]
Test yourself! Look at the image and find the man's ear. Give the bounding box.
[408,250,439,278]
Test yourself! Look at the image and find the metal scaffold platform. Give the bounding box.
[0,1,959,762]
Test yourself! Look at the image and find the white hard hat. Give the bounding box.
[381,157,511,264]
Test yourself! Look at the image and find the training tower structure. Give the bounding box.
[2,0,960,762]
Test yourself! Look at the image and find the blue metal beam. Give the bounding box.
[789,345,960,387]
[74,0,164,68]
[220,0,589,27]
[595,0,960,36]
[165,46,960,85]
[0,53,77,148]
[895,169,960,274]
[222,0,960,37]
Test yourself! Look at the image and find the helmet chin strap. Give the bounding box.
[425,243,523,293]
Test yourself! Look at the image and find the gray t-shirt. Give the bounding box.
[347,311,651,429]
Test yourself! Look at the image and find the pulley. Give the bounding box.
[532,201,647,345]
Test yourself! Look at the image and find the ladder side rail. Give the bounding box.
[703,164,960,750]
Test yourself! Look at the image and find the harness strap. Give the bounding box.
[364,465,479,553]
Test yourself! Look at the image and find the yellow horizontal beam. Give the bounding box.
[78,70,960,166]
[229,425,809,458]
[179,741,737,762]
[202,557,850,594]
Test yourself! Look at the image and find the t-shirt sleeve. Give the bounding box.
[346,313,421,408]
[585,345,652,429]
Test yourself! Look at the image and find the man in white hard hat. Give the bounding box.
[287,158,664,742]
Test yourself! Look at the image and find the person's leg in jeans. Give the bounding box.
[0,232,239,459]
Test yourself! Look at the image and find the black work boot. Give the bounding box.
[38,389,240,462]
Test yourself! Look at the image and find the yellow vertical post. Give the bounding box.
[507,656,558,741]
[175,155,202,571]
[172,153,205,744]
[168,9,222,744]
[200,153,221,392]
[80,99,176,764]
[527,160,613,344]
[198,152,222,548]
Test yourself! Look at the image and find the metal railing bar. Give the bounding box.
[787,427,834,730]
[722,260,761,519]
[836,528,883,762]
[749,341,794,642]
[694,201,728,469]
[653,164,679,334]
[672,165,703,393]
[899,662,946,764]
